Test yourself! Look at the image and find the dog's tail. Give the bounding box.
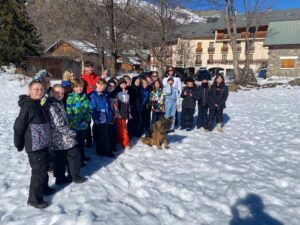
[140,137,152,146]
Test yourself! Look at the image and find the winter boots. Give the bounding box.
[217,123,224,132]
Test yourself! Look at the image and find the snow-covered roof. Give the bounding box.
[44,39,98,54]
[117,56,141,65]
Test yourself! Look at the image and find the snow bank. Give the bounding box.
[1,73,299,225]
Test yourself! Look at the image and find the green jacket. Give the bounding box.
[66,92,91,130]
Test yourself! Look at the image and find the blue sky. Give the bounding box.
[185,0,300,12]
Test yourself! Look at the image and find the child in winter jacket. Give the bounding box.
[66,78,91,166]
[181,77,198,131]
[90,79,115,157]
[13,81,54,209]
[114,78,131,149]
[163,77,179,132]
[150,80,164,124]
[196,73,211,129]
[48,84,87,185]
[140,78,152,134]
[207,75,229,132]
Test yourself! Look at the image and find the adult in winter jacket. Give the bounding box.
[180,77,198,131]
[127,76,142,138]
[61,69,76,104]
[81,61,99,147]
[196,72,211,129]
[48,84,87,185]
[90,79,115,157]
[207,75,229,132]
[13,81,54,209]
[66,78,91,166]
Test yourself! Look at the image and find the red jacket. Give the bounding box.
[81,72,99,95]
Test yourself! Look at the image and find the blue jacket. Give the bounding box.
[90,91,112,124]
[163,85,178,102]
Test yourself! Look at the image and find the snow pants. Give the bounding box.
[181,108,195,129]
[27,150,49,204]
[197,105,209,129]
[93,123,113,156]
[116,119,129,148]
[128,108,142,138]
[164,100,177,130]
[76,129,87,163]
[141,108,151,134]
[151,111,165,124]
[53,146,81,182]
[207,107,223,131]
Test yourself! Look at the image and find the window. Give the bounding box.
[249,54,253,61]
[209,55,213,61]
[197,42,202,48]
[222,55,227,61]
[209,42,214,48]
[281,59,296,68]
[196,55,202,61]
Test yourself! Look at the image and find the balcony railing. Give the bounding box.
[195,60,202,65]
[248,46,255,52]
[217,31,266,40]
[221,46,229,52]
[208,47,215,53]
[176,61,183,65]
[207,59,268,64]
[196,48,203,53]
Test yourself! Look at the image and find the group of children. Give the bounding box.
[13,62,228,209]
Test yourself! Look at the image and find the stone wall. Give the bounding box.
[267,46,300,77]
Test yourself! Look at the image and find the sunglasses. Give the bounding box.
[168,70,173,72]
[152,75,158,77]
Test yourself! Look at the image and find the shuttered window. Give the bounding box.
[281,59,295,68]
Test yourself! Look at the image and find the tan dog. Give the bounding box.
[140,116,173,149]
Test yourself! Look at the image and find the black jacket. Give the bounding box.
[181,86,198,109]
[129,79,142,112]
[14,95,51,153]
[196,85,210,107]
[209,83,229,109]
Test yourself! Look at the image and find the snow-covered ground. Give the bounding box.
[1,72,300,225]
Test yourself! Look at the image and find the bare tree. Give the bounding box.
[224,0,269,85]
[242,0,266,83]
[139,0,187,78]
[26,0,145,76]
[225,0,241,83]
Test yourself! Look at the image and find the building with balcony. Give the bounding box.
[151,8,300,76]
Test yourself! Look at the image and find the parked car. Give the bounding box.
[225,69,235,82]
[175,67,195,81]
[194,69,211,81]
[258,68,267,79]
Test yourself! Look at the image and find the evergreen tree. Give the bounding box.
[0,0,43,66]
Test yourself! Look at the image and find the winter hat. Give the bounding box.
[185,77,194,84]
[198,72,211,82]
[118,78,127,85]
[107,78,117,86]
[33,69,50,81]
